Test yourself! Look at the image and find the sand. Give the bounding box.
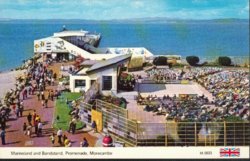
[0,70,25,100]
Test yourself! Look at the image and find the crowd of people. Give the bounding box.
[0,55,100,147]
[144,67,222,83]
[138,94,214,122]
[182,67,222,80]
[197,70,249,121]
[145,67,183,82]
[139,67,249,122]
[0,57,59,145]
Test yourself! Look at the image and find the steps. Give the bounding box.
[83,80,99,103]
[54,37,117,60]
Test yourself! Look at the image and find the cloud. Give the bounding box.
[239,2,249,15]
[131,1,145,9]
[0,0,248,19]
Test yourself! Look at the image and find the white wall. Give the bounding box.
[89,67,117,96]
[70,75,91,93]
[34,37,53,53]
[69,67,117,95]
[107,47,154,58]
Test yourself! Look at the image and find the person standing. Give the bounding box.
[45,98,48,108]
[34,120,38,135]
[19,106,24,117]
[15,107,20,119]
[41,91,45,101]
[23,122,27,135]
[0,118,6,130]
[92,120,97,133]
[64,137,71,147]
[12,104,16,115]
[27,113,32,125]
[50,90,54,101]
[38,121,43,137]
[68,121,73,133]
[63,134,67,143]
[80,137,89,147]
[50,133,55,146]
[51,77,55,86]
[0,129,6,145]
[37,91,40,101]
[20,101,24,117]
[32,110,37,125]
[57,128,63,145]
[26,123,32,137]
[72,122,76,134]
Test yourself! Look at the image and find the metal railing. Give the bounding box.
[136,122,250,146]
[79,99,250,147]
[96,99,128,118]
[79,101,93,126]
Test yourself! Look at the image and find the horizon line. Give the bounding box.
[0,17,248,21]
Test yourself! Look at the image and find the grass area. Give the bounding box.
[53,92,84,131]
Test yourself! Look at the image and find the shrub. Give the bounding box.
[153,56,168,66]
[218,56,231,66]
[186,56,199,66]
[118,72,135,91]
[143,62,153,67]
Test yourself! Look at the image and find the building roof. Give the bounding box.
[86,53,132,73]
[80,59,99,66]
[53,30,89,37]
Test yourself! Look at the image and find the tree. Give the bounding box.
[153,56,168,66]
[186,56,199,66]
[218,56,231,66]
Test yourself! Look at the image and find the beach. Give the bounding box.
[0,70,25,100]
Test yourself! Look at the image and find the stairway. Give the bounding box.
[53,37,117,60]
[83,80,99,103]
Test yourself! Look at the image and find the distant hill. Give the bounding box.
[0,17,248,24]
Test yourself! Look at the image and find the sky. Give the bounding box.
[0,0,249,20]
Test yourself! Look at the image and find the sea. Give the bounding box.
[0,19,249,71]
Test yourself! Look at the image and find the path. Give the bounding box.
[0,62,98,147]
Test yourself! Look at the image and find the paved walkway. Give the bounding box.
[0,62,101,147]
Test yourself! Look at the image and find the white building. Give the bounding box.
[34,28,153,61]
[69,54,132,96]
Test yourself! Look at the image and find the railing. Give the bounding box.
[136,122,250,146]
[79,99,250,147]
[96,99,128,118]
[79,101,93,126]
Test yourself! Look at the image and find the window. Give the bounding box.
[102,76,112,90]
[75,79,86,88]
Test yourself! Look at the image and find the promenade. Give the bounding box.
[0,62,100,147]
